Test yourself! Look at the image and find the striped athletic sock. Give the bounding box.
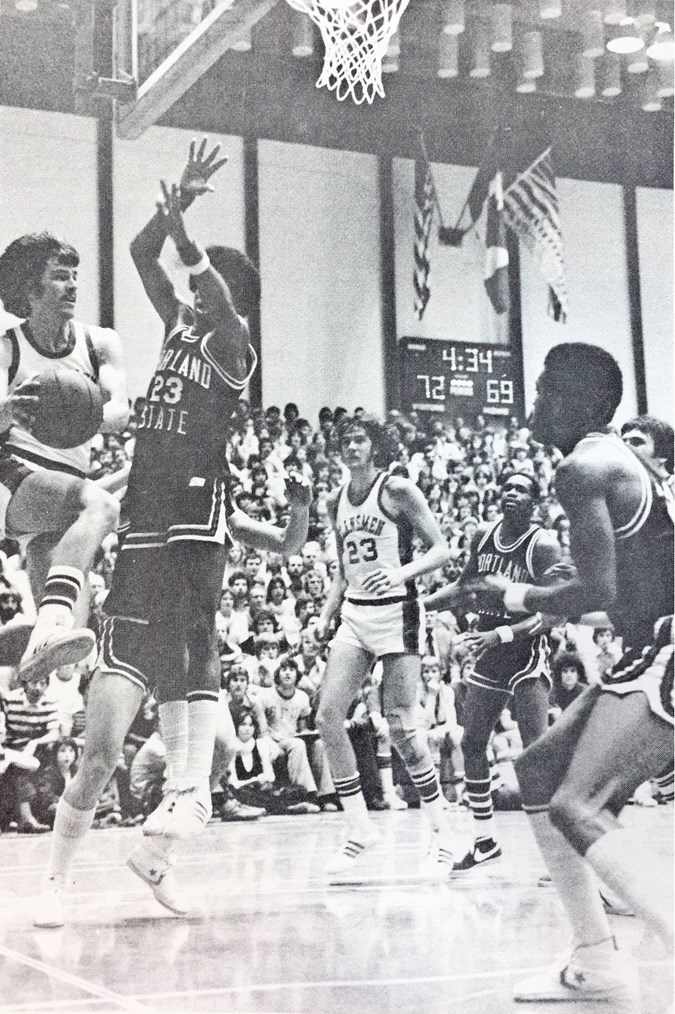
[409,764,446,831]
[184,692,219,786]
[376,752,395,794]
[333,773,368,823]
[464,776,497,842]
[37,567,84,631]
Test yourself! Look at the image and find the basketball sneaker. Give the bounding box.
[20,629,96,684]
[451,837,502,873]
[383,790,408,811]
[422,830,455,879]
[127,841,190,916]
[513,938,639,1005]
[33,878,65,929]
[324,821,381,879]
[142,788,179,837]
[162,782,212,839]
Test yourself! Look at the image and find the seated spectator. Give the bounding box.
[226,664,268,736]
[592,624,622,682]
[227,570,252,645]
[33,738,80,828]
[295,628,326,707]
[550,651,588,720]
[0,668,60,832]
[418,656,464,801]
[259,656,336,810]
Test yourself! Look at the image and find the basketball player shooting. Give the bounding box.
[314,415,458,879]
[0,233,129,681]
[476,344,673,1006]
[34,139,312,926]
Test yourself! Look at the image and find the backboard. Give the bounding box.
[115,0,279,139]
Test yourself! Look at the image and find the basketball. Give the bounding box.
[30,369,104,449]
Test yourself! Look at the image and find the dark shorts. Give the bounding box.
[98,615,153,692]
[121,475,231,549]
[602,616,674,725]
[468,634,552,696]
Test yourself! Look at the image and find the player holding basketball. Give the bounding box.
[477,344,673,1005]
[314,414,457,877]
[34,140,311,925]
[0,234,128,678]
[423,471,562,872]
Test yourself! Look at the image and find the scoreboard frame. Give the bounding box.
[400,338,524,424]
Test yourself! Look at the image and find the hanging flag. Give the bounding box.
[484,172,510,315]
[501,147,569,321]
[413,157,436,320]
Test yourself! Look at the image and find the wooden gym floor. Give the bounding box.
[0,807,672,1014]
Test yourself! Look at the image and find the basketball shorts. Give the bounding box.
[468,634,551,696]
[121,475,231,549]
[98,615,153,693]
[0,451,33,538]
[332,595,424,659]
[601,616,674,726]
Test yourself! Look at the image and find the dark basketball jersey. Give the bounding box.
[579,433,674,651]
[130,305,257,483]
[234,744,264,782]
[467,518,544,632]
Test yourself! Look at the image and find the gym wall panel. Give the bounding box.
[636,186,673,423]
[258,140,384,423]
[519,178,638,427]
[393,159,508,347]
[113,126,245,398]
[0,107,99,334]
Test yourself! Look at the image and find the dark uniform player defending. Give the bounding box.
[34,141,311,927]
[482,344,673,1006]
[424,472,561,871]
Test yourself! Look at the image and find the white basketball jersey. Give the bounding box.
[335,473,414,602]
[2,320,101,476]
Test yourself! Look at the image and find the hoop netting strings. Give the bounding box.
[285,0,412,104]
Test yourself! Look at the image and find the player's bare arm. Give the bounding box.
[94,329,129,433]
[228,473,311,556]
[421,523,488,612]
[129,138,228,327]
[361,477,450,596]
[315,488,346,639]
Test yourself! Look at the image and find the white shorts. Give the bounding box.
[602,639,674,727]
[333,595,424,659]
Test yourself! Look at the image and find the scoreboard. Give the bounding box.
[400,338,524,423]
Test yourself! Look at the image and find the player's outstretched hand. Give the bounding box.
[361,566,401,596]
[285,472,312,507]
[180,137,228,207]
[157,181,189,248]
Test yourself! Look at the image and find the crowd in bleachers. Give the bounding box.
[0,399,666,833]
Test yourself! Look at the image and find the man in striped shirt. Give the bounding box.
[0,670,60,832]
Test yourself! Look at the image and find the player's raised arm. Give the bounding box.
[360,477,451,597]
[228,472,311,556]
[129,200,181,327]
[94,329,129,433]
[315,488,347,641]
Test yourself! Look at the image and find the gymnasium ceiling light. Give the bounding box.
[442,0,464,35]
[292,12,313,57]
[539,0,561,19]
[606,18,644,53]
[491,4,512,53]
[470,23,491,77]
[575,53,596,97]
[646,23,674,60]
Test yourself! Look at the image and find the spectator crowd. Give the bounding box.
[0,398,668,833]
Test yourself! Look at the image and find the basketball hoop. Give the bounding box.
[285,0,412,104]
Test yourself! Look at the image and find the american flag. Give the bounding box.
[501,147,569,322]
[484,172,510,315]
[413,157,436,320]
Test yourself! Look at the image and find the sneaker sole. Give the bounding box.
[33,912,64,929]
[20,632,95,683]
[450,852,502,875]
[126,856,189,916]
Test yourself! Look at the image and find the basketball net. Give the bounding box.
[285,0,412,105]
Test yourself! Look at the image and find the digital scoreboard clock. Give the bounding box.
[400,338,524,423]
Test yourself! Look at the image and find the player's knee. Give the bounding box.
[386,707,423,765]
[79,744,119,798]
[548,786,587,845]
[81,485,120,533]
[315,698,343,739]
[460,729,488,765]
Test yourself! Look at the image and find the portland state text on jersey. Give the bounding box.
[477,549,530,583]
[137,346,212,437]
[337,513,386,538]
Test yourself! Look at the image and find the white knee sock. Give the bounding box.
[184,696,218,786]
[45,797,97,884]
[158,700,189,787]
[586,827,674,949]
[528,811,614,949]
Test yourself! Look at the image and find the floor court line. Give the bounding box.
[0,999,108,1012]
[131,958,672,1003]
[0,942,157,1014]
